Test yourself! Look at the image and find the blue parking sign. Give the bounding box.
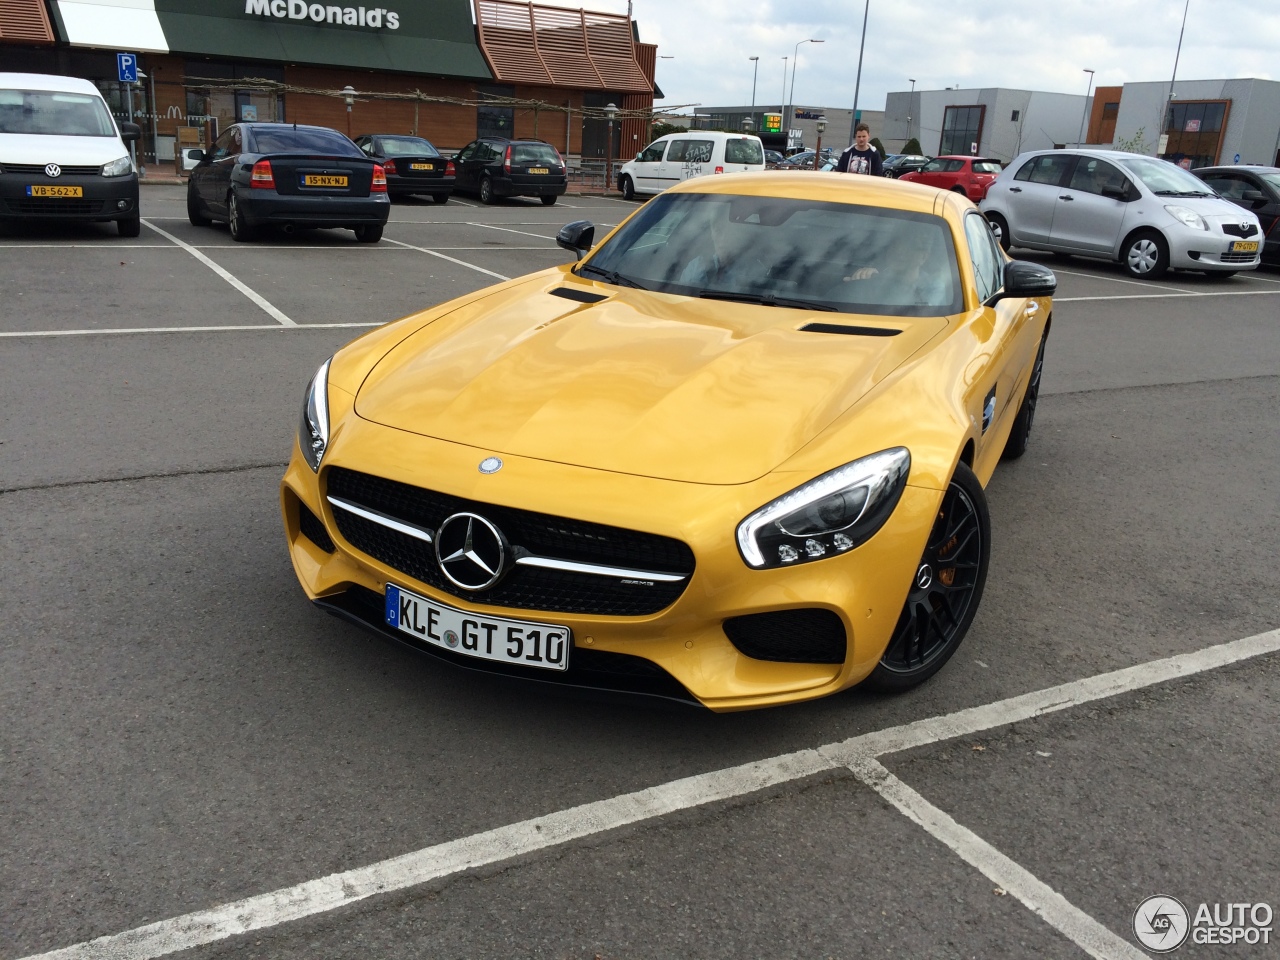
[117,53,138,83]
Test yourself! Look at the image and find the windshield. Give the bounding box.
[1120,157,1214,195]
[511,143,561,164]
[0,89,117,137]
[378,137,439,157]
[578,193,963,318]
[1259,172,1280,193]
[249,127,363,156]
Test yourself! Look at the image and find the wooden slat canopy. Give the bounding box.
[0,0,56,43]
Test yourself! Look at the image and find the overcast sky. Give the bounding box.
[584,0,1279,118]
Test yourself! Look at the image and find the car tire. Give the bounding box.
[1122,230,1169,279]
[187,188,210,227]
[1001,330,1047,461]
[479,178,495,205]
[620,175,635,201]
[432,193,449,205]
[228,194,256,242]
[354,224,383,243]
[985,212,1011,252]
[1203,270,1236,280]
[540,195,558,206]
[865,461,990,693]
[117,211,141,238]
[950,185,967,194]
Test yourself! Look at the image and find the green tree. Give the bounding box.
[902,137,922,155]
[1115,126,1148,153]
[870,137,887,159]
[650,122,688,140]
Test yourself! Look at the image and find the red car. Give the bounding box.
[899,155,1003,201]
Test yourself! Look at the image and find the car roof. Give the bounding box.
[240,122,342,132]
[0,72,102,95]
[1194,165,1280,174]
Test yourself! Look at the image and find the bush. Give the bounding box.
[650,122,688,140]
[870,137,886,159]
[902,137,922,155]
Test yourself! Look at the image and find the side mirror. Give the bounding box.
[119,121,142,144]
[1241,189,1267,205]
[985,260,1057,306]
[556,220,595,261]
[187,149,207,163]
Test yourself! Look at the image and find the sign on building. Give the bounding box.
[763,113,782,134]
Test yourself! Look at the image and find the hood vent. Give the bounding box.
[800,322,901,337]
[550,287,608,304]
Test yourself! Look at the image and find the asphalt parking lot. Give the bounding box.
[2,184,1278,960]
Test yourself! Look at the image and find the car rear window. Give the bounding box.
[972,161,1002,173]
[378,137,439,157]
[249,127,363,156]
[0,89,116,137]
[511,143,560,164]
[725,138,764,165]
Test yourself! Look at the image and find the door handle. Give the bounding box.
[1025,300,1040,315]
[1009,186,1022,193]
[1058,195,1074,201]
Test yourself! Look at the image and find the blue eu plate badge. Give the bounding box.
[385,585,401,627]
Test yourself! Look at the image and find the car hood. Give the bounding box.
[355,273,948,484]
[0,133,127,165]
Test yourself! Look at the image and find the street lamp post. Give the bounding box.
[604,102,618,193]
[813,116,827,169]
[341,85,356,138]
[908,78,916,145]
[848,0,869,143]
[780,56,788,125]
[749,56,759,111]
[1077,69,1095,146]
[786,39,823,149]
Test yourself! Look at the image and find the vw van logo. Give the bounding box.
[45,164,62,178]
[435,513,507,591]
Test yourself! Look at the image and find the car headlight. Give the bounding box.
[101,155,133,178]
[737,448,911,569]
[1164,205,1208,230]
[298,358,332,472]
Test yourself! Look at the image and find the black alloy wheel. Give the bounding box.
[986,212,1011,252]
[867,462,990,692]
[620,174,636,201]
[479,177,495,204]
[187,186,210,226]
[1002,331,1047,461]
[228,194,255,242]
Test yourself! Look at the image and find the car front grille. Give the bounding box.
[1220,251,1259,263]
[324,467,695,616]
[722,609,847,663]
[298,502,335,553]
[3,198,110,216]
[1221,223,1258,238]
[4,163,103,176]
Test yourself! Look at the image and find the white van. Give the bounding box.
[616,131,766,200]
[0,72,143,236]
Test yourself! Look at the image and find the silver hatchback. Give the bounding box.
[980,149,1262,279]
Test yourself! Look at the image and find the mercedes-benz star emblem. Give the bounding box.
[478,456,503,474]
[435,512,507,591]
[45,163,61,178]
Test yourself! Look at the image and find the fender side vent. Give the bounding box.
[800,322,901,337]
[550,287,608,304]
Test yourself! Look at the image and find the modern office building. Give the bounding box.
[0,0,659,167]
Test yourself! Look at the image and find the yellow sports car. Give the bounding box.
[281,172,1055,711]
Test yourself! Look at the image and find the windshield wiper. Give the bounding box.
[697,289,836,312]
[576,263,648,289]
[1153,189,1213,197]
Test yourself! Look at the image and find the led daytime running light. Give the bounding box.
[299,358,332,472]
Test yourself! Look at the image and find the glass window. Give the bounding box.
[945,159,966,172]
[637,140,667,163]
[965,213,1003,304]
[939,105,984,156]
[972,160,1003,174]
[511,143,560,164]
[922,158,949,173]
[1160,99,1229,169]
[724,138,764,164]
[1198,175,1247,199]
[376,137,440,157]
[579,193,964,318]
[1015,154,1073,185]
[667,139,714,163]
[1118,156,1215,196]
[0,88,116,137]
[208,128,236,160]
[1067,157,1125,196]
[455,142,478,161]
[249,127,362,156]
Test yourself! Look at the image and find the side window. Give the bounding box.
[230,127,242,156]
[209,129,236,160]
[724,138,763,165]
[946,159,966,172]
[638,140,667,163]
[1068,157,1125,196]
[922,159,947,173]
[1025,154,1073,185]
[1013,158,1037,181]
[1201,175,1246,199]
[456,143,477,161]
[668,139,713,164]
[482,142,504,162]
[965,214,1003,304]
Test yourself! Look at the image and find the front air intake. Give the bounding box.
[723,609,847,663]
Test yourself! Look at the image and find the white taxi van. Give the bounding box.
[616,130,765,200]
[0,72,143,236]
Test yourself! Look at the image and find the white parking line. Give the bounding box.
[0,244,182,249]
[1047,268,1173,291]
[1056,289,1280,303]
[467,222,558,241]
[1247,273,1280,284]
[0,323,382,338]
[21,626,1279,960]
[383,237,510,280]
[141,220,295,326]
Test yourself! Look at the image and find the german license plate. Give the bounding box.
[385,584,570,672]
[27,184,83,197]
[302,174,348,187]
[1230,240,1259,253]
[409,162,434,171]
[528,167,550,174]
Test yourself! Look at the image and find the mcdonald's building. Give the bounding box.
[0,0,659,169]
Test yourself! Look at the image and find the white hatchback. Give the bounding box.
[980,149,1262,279]
[616,131,765,201]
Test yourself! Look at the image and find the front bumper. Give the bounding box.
[1166,220,1262,271]
[0,170,138,221]
[280,416,942,712]
[235,186,390,227]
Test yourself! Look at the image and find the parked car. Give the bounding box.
[764,149,786,167]
[772,148,837,170]
[0,72,143,236]
[883,154,930,178]
[1193,164,1280,266]
[617,131,766,200]
[186,122,390,242]
[354,134,454,204]
[282,171,1058,710]
[452,138,566,205]
[981,149,1264,279]
[899,156,1002,201]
